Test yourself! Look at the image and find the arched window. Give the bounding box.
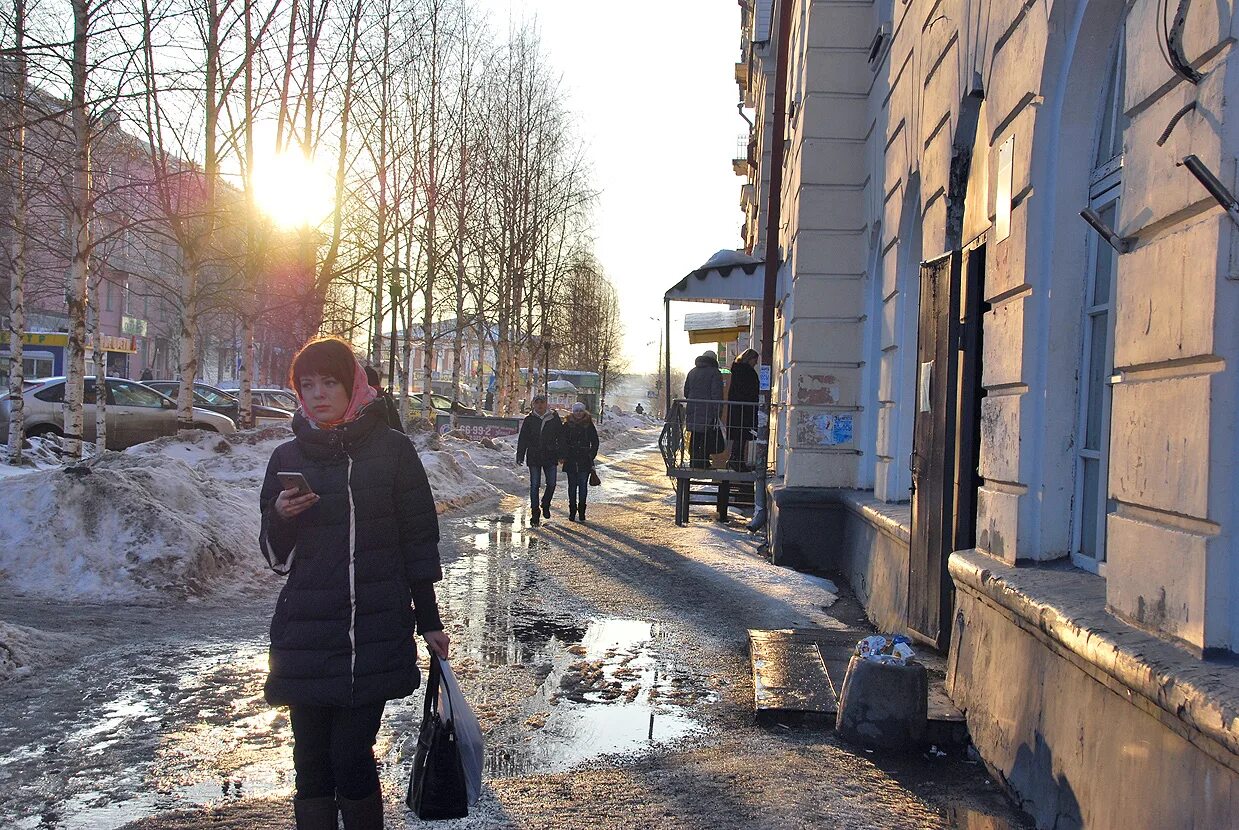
[1072,31,1126,571]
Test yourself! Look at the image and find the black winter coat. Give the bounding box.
[726,361,759,432]
[683,355,724,430]
[515,411,562,466]
[258,404,442,708]
[560,417,599,473]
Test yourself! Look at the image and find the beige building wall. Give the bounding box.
[742,0,1239,652]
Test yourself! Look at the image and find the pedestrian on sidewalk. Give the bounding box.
[363,364,406,433]
[683,350,724,468]
[516,393,562,525]
[560,402,600,522]
[259,336,450,830]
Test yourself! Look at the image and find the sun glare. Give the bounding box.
[251,151,334,229]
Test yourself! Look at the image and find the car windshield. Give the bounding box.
[269,392,298,410]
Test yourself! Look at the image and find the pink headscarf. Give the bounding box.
[299,358,378,428]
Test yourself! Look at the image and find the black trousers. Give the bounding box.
[289,702,386,801]
[689,430,713,468]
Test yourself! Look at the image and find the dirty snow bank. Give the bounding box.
[0,621,89,682]
[0,451,266,602]
[596,413,661,454]
[0,435,99,481]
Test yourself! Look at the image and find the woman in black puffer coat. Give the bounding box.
[560,402,600,522]
[259,336,449,830]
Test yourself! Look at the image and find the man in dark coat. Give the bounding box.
[363,365,406,433]
[683,350,724,468]
[515,394,562,525]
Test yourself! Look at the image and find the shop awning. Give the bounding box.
[664,249,764,305]
[684,308,752,344]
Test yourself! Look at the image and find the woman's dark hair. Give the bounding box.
[290,336,356,397]
[738,348,759,363]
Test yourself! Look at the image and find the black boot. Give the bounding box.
[569,502,577,521]
[542,502,551,519]
[294,796,338,830]
[338,789,384,830]
[529,503,540,526]
[578,503,586,523]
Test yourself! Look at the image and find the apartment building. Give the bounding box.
[736,1,1239,824]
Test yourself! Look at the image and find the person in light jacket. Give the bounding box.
[560,402,600,522]
[259,336,450,830]
[515,394,563,525]
[682,350,724,468]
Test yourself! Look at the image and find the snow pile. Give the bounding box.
[0,621,88,682]
[596,413,661,452]
[0,452,268,601]
[125,425,293,488]
[0,435,99,481]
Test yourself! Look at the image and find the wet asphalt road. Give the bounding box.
[0,436,1032,829]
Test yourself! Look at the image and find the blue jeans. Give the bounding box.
[565,470,589,512]
[528,462,558,511]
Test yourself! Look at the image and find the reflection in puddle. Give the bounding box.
[1,645,288,830]
[486,618,716,776]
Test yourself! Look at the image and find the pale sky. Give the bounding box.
[475,0,745,375]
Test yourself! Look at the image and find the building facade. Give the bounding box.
[737,1,1239,825]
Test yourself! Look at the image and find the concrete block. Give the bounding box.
[1126,2,1232,108]
[880,293,901,351]
[985,197,1030,300]
[789,275,864,318]
[1105,512,1208,649]
[784,444,861,489]
[921,192,948,260]
[836,655,928,750]
[1120,74,1226,235]
[1115,215,1220,367]
[805,48,871,96]
[975,485,1021,564]
[801,94,870,142]
[981,293,1027,388]
[798,138,867,186]
[978,392,1023,484]
[793,187,866,232]
[788,365,859,407]
[986,10,1045,134]
[877,347,906,403]
[794,228,869,274]
[1109,374,1212,520]
[789,318,864,363]
[807,3,874,51]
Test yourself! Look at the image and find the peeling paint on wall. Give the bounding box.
[796,412,853,446]
[796,373,840,406]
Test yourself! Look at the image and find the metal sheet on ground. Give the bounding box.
[748,629,837,718]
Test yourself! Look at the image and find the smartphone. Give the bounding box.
[277,471,315,497]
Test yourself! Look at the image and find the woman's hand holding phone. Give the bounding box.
[274,472,319,520]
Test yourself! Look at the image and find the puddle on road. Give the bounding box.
[484,617,717,777]
[3,644,289,830]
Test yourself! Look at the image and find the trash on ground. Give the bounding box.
[854,634,916,665]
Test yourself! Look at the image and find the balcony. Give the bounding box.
[734,61,749,95]
[732,133,753,177]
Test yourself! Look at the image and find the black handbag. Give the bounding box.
[406,658,469,820]
[589,469,601,487]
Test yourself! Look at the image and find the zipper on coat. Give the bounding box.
[346,455,357,705]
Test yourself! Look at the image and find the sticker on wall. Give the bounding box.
[759,364,772,391]
[996,135,1014,242]
[797,412,853,447]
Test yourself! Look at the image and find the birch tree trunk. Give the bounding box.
[64,0,93,459]
[89,271,107,450]
[5,0,28,464]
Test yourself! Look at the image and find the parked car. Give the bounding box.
[218,386,299,412]
[0,377,236,450]
[407,392,487,417]
[145,381,292,427]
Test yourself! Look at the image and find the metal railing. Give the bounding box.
[659,398,761,474]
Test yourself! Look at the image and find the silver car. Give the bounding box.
[0,376,236,450]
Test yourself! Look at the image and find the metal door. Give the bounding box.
[908,251,963,648]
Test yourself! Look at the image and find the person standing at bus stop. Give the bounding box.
[516,394,562,525]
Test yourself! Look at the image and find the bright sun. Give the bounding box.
[251,150,334,229]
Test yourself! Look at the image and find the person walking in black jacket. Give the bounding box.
[683,350,724,468]
[363,364,406,433]
[725,349,760,471]
[560,402,600,522]
[259,336,448,830]
[515,394,562,525]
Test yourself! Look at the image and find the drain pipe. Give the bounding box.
[750,0,794,534]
